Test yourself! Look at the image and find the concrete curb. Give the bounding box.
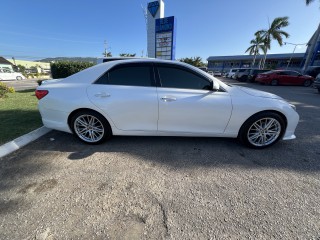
[0,126,51,158]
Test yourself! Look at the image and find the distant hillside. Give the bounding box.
[38,57,97,63]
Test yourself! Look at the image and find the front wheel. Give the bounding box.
[71,110,112,144]
[238,112,285,149]
[16,76,22,81]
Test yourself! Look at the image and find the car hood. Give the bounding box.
[237,86,283,99]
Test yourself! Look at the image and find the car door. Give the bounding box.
[276,71,290,85]
[287,71,302,85]
[86,63,158,132]
[156,64,232,134]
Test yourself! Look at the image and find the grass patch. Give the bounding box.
[0,89,42,144]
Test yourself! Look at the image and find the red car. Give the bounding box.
[255,70,314,86]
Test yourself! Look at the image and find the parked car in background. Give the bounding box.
[198,67,208,72]
[213,71,222,77]
[255,70,314,86]
[314,73,320,93]
[234,68,255,81]
[0,68,26,80]
[305,66,320,78]
[247,69,270,82]
[207,71,213,76]
[36,59,299,149]
[226,68,241,78]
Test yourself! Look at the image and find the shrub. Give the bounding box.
[0,82,15,99]
[51,61,94,79]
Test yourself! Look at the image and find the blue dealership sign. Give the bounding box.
[148,1,159,17]
[155,16,177,60]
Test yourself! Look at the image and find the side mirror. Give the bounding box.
[210,81,220,91]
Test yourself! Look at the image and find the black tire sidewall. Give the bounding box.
[239,112,286,149]
[270,79,278,86]
[303,80,311,87]
[70,110,112,144]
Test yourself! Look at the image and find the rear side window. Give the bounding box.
[287,71,300,76]
[157,66,211,90]
[95,64,153,87]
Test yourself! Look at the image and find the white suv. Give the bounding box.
[226,68,241,78]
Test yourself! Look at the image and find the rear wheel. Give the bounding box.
[71,110,112,144]
[270,79,278,86]
[303,79,312,87]
[16,76,22,81]
[238,112,285,149]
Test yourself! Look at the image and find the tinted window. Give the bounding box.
[276,71,287,75]
[158,66,211,90]
[287,71,300,76]
[95,65,152,87]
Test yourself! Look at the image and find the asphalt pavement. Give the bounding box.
[0,78,319,239]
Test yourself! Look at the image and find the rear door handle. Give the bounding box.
[95,92,110,98]
[160,96,176,102]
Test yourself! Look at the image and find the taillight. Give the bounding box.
[35,90,49,100]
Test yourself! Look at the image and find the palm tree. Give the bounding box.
[306,0,315,5]
[256,17,290,68]
[245,33,265,68]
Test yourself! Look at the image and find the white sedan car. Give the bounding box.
[0,69,26,80]
[36,59,299,149]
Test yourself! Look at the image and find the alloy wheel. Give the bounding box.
[74,114,105,143]
[247,117,281,147]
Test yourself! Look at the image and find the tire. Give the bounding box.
[16,76,22,81]
[70,110,112,144]
[270,79,278,86]
[238,112,286,149]
[303,80,312,87]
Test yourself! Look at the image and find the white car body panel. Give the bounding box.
[87,85,158,131]
[157,88,232,134]
[36,59,299,143]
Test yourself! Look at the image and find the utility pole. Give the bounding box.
[103,40,111,57]
[285,42,307,69]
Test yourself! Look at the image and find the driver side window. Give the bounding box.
[157,66,211,90]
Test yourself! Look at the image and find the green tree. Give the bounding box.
[306,0,315,5]
[119,53,136,57]
[102,51,112,57]
[179,57,206,67]
[17,64,26,74]
[256,17,290,68]
[245,33,265,68]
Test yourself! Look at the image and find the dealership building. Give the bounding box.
[207,53,304,72]
[207,23,320,73]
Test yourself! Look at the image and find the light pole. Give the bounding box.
[285,42,307,69]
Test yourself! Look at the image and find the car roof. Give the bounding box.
[64,59,217,84]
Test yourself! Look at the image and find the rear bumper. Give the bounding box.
[38,104,72,133]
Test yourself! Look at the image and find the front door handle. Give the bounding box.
[95,92,110,98]
[160,96,176,102]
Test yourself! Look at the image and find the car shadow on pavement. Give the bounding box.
[22,130,320,173]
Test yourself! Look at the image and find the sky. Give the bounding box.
[0,0,319,61]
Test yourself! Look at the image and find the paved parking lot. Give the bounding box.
[0,78,320,239]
